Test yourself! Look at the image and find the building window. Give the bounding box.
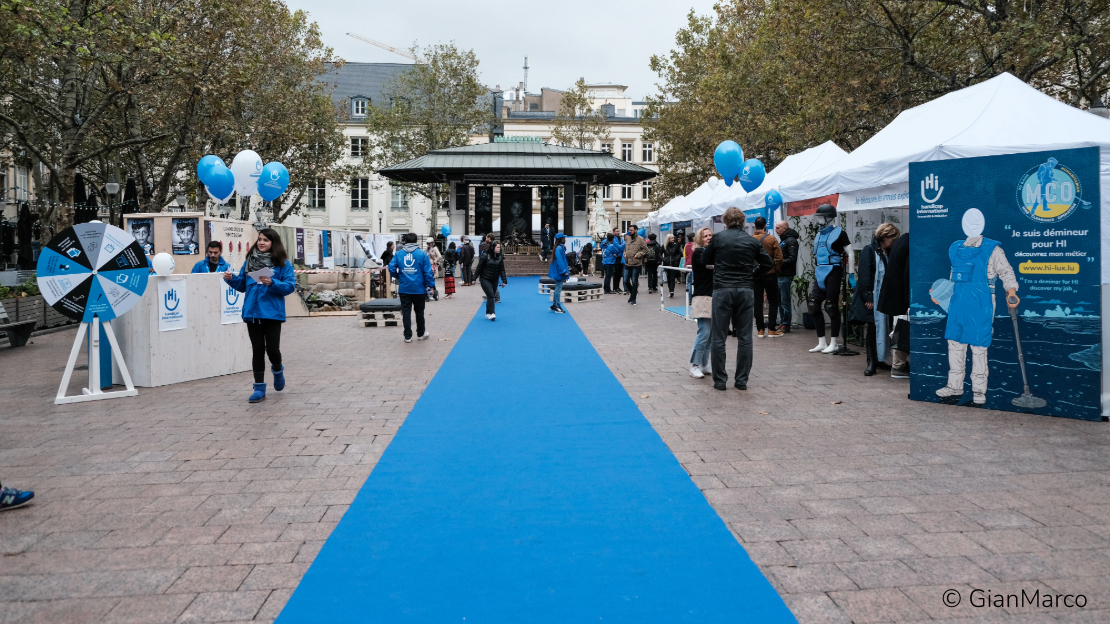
[350,137,367,158]
[601,185,611,200]
[621,184,633,200]
[621,143,633,161]
[0,173,5,201]
[642,143,654,162]
[390,187,409,211]
[600,142,612,153]
[621,220,632,232]
[350,178,369,210]
[352,99,367,117]
[16,167,28,201]
[642,181,652,200]
[307,179,326,210]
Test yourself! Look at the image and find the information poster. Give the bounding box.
[295,228,305,261]
[208,221,253,271]
[304,229,319,266]
[157,277,188,332]
[565,236,592,255]
[909,147,1101,420]
[221,281,243,324]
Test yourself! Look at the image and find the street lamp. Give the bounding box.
[176,193,187,212]
[614,203,621,232]
[378,209,384,232]
[104,175,120,225]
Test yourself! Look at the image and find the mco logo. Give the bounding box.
[1016,157,1086,223]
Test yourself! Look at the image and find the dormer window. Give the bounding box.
[352,98,367,117]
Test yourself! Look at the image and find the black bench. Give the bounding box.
[0,301,36,347]
[359,298,403,313]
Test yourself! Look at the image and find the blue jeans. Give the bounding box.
[778,276,793,327]
[603,264,615,292]
[623,266,641,303]
[551,280,565,310]
[690,318,711,367]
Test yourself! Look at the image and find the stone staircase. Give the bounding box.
[503,254,549,276]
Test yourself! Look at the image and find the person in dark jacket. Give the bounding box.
[459,238,476,285]
[688,227,715,378]
[380,241,395,267]
[192,241,231,273]
[443,242,458,298]
[580,242,594,277]
[849,224,900,376]
[388,233,436,342]
[774,221,800,332]
[224,228,296,403]
[702,207,774,391]
[476,241,508,319]
[548,233,569,314]
[877,232,910,378]
[540,223,552,261]
[662,233,682,297]
[644,233,662,294]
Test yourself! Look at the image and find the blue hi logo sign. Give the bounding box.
[225,287,240,305]
[164,288,180,311]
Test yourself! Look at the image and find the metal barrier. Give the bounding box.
[658,266,694,321]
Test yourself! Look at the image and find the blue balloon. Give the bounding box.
[638,228,646,239]
[713,141,744,187]
[205,166,234,202]
[739,159,766,192]
[257,162,290,201]
[197,155,224,185]
[764,189,784,210]
[440,225,451,237]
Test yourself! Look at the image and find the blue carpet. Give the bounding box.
[664,305,690,318]
[276,278,795,623]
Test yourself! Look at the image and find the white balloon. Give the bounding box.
[229,150,263,197]
[152,253,175,276]
[707,177,720,189]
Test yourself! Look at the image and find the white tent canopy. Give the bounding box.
[736,141,848,212]
[775,73,1110,206]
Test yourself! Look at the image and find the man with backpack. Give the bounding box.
[775,220,800,332]
[644,233,662,294]
[388,232,436,343]
[751,217,784,338]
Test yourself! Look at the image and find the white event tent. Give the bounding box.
[735,141,849,217]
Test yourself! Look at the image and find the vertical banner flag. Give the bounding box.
[304,229,319,266]
[157,277,188,332]
[909,147,1101,420]
[295,228,305,261]
[221,281,244,324]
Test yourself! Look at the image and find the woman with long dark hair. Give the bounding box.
[224,228,296,403]
[475,241,508,320]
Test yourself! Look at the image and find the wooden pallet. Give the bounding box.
[359,310,401,327]
[538,282,553,295]
[550,288,604,303]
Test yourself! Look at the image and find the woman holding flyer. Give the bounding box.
[224,228,296,403]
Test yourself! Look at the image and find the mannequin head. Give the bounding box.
[815,203,837,225]
[961,208,985,238]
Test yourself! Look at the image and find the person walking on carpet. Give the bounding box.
[223,228,296,403]
[476,241,508,320]
[548,233,569,314]
[689,227,714,378]
[388,233,436,343]
[702,208,774,391]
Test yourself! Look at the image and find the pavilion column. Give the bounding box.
[453,182,469,235]
[563,183,574,236]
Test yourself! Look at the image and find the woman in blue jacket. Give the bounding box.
[548,233,569,314]
[223,228,296,403]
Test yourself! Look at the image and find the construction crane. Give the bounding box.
[346,32,424,63]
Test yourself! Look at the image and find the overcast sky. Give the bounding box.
[284,0,719,99]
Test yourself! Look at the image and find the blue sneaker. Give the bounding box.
[249,382,267,403]
[272,366,285,391]
[0,486,34,511]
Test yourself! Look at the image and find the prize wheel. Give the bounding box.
[37,222,150,323]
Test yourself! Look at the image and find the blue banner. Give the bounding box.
[909,147,1101,420]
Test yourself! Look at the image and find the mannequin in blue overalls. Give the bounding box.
[809,204,852,353]
[931,208,1019,405]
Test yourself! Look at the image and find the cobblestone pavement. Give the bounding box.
[570,283,1110,623]
[2,276,1110,623]
[0,284,482,624]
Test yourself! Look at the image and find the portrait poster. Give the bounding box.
[171,218,200,255]
[129,218,155,255]
[500,187,533,242]
[474,187,493,236]
[909,147,1101,420]
[540,187,560,235]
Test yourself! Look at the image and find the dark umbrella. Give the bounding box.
[86,189,100,222]
[72,173,89,224]
[16,203,33,269]
[122,177,139,216]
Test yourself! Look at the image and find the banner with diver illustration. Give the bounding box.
[909,147,1101,421]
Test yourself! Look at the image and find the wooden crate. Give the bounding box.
[359,310,400,328]
[550,287,603,304]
